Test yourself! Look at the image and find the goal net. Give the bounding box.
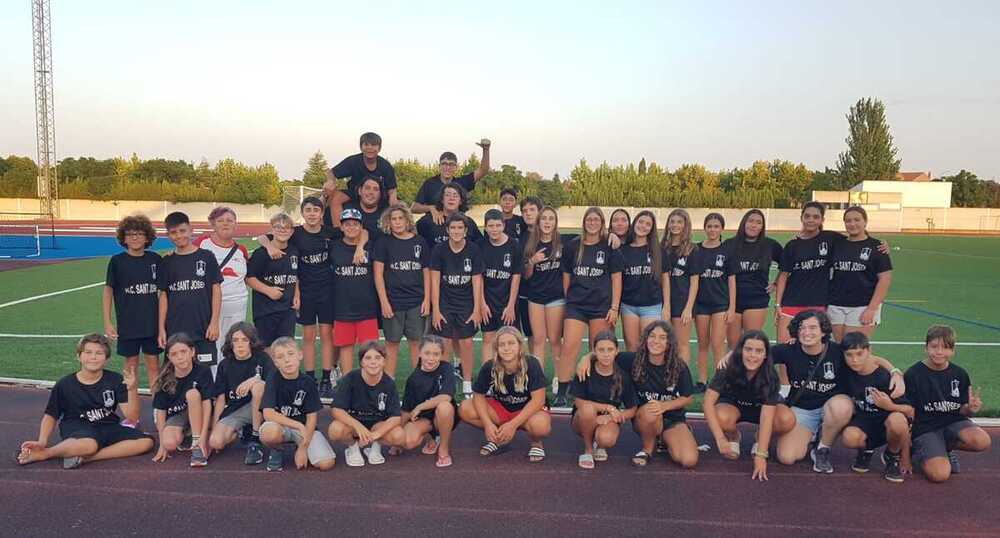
[0,224,41,258]
[281,185,324,219]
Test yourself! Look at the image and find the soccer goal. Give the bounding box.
[0,224,42,258]
[281,185,324,219]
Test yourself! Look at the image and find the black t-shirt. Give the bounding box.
[246,245,299,319]
[616,351,694,422]
[472,356,547,412]
[152,363,214,418]
[480,237,523,310]
[829,236,892,307]
[414,173,476,205]
[503,215,528,243]
[402,362,457,412]
[332,369,401,424]
[430,241,484,316]
[779,230,843,307]
[562,238,624,312]
[213,350,275,418]
[708,366,783,408]
[331,153,397,204]
[330,239,377,321]
[691,242,735,308]
[45,370,128,427]
[416,213,484,246]
[905,361,971,438]
[724,237,783,301]
[569,365,639,409]
[105,251,161,339]
[282,225,342,291]
[372,234,430,311]
[260,371,322,426]
[620,244,662,307]
[772,341,846,410]
[665,246,696,310]
[843,365,906,421]
[522,239,564,304]
[157,249,222,339]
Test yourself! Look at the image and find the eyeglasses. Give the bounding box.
[124,232,146,238]
[439,161,458,167]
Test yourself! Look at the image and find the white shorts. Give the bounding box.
[827,304,881,327]
[260,421,336,465]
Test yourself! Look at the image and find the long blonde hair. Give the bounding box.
[524,206,561,266]
[660,208,694,257]
[490,326,530,394]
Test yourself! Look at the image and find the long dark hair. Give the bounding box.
[631,210,662,280]
[631,320,683,388]
[221,321,266,362]
[154,333,195,395]
[608,209,632,244]
[524,206,561,266]
[588,330,624,401]
[720,330,777,401]
[733,209,772,269]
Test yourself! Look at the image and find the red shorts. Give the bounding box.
[779,305,826,318]
[332,319,379,347]
[486,397,549,425]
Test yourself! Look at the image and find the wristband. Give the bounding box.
[890,368,902,376]
[754,449,769,459]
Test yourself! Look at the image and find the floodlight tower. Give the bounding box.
[32,0,58,217]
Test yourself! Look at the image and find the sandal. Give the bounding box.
[527,445,546,463]
[422,435,440,455]
[480,442,502,457]
[593,442,608,462]
[388,446,403,457]
[436,454,453,468]
[578,453,595,469]
[631,450,650,467]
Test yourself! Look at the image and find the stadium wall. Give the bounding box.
[2,198,999,233]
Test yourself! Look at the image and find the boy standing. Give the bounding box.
[246,213,300,346]
[329,208,379,374]
[499,187,527,242]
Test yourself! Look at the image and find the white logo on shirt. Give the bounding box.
[715,254,725,267]
[677,257,686,267]
[951,379,960,398]
[290,255,298,270]
[464,258,472,272]
[823,362,835,380]
[647,252,652,264]
[503,253,511,268]
[864,386,876,405]
[102,389,115,407]
[150,263,157,281]
[819,242,829,256]
[596,250,605,265]
[195,260,206,277]
[293,389,305,406]
[377,392,387,411]
[414,245,422,259]
[860,247,871,261]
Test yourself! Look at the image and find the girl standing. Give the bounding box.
[692,213,736,392]
[619,211,669,352]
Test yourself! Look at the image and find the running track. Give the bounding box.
[2,386,998,537]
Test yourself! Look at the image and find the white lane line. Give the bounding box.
[0,281,103,309]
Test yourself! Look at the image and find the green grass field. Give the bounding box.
[1,233,998,414]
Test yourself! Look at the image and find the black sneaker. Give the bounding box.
[238,424,253,447]
[948,451,961,474]
[453,362,464,380]
[811,446,833,474]
[694,382,707,394]
[851,449,874,473]
[244,442,264,466]
[552,394,568,408]
[882,452,904,483]
[266,449,283,472]
[318,379,334,400]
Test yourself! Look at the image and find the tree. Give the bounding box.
[836,97,901,185]
[302,150,328,188]
[638,158,647,175]
[943,170,991,207]
[0,156,39,197]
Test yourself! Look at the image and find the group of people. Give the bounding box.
[14,132,991,483]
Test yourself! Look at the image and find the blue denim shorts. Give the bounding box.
[791,406,824,434]
[620,302,663,319]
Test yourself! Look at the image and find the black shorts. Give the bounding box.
[59,421,151,450]
[408,401,459,435]
[516,297,533,338]
[718,397,762,425]
[116,336,161,358]
[694,302,727,316]
[564,304,607,323]
[633,413,687,432]
[432,312,477,340]
[669,296,688,319]
[255,310,297,346]
[847,414,890,450]
[735,292,770,314]
[191,339,219,366]
[297,290,335,325]
[481,302,516,333]
[913,419,975,463]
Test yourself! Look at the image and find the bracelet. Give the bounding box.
[754,449,769,459]
[610,305,620,311]
[890,368,902,376]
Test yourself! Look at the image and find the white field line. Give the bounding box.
[898,248,1000,261]
[0,281,103,309]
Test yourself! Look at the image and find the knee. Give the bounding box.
[841,428,865,449]
[775,410,797,433]
[386,426,406,447]
[161,436,179,452]
[327,421,348,441]
[526,413,552,438]
[825,396,853,422]
[886,413,908,435]
[923,460,952,483]
[251,383,265,399]
[676,450,699,469]
[184,388,202,403]
[208,432,228,451]
[577,402,598,420]
[436,401,455,418]
[404,430,424,450]
[595,429,618,448]
[967,429,992,452]
[315,458,336,471]
[259,424,282,446]
[458,400,477,421]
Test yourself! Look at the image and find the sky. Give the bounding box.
[1,0,998,181]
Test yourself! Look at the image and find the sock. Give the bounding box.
[462,380,473,393]
[322,369,332,382]
[558,381,570,397]
[191,434,201,447]
[251,429,260,440]
[817,442,830,451]
[305,370,315,380]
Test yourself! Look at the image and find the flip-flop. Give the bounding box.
[578,454,595,469]
[62,456,83,470]
[631,450,650,467]
[422,435,440,455]
[527,446,546,463]
[593,443,609,462]
[435,454,453,468]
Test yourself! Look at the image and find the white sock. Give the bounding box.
[463,381,473,393]
[817,442,830,450]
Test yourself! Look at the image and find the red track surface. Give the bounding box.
[9,219,273,237]
[2,386,998,537]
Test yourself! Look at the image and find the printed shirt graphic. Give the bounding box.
[372,234,431,311]
[152,363,214,418]
[157,249,222,338]
[246,244,299,318]
[45,370,128,427]
[665,246,695,309]
[561,239,625,312]
[480,237,523,311]
[329,239,378,321]
[829,236,893,307]
[779,230,843,307]
[332,369,401,424]
[105,251,161,339]
[691,242,735,309]
[709,366,783,408]
[473,356,547,412]
[402,362,457,413]
[904,361,971,438]
[503,215,527,243]
[522,239,564,304]
[261,371,322,425]
[430,241,485,317]
[620,244,663,307]
[843,366,906,420]
[194,235,249,305]
[213,351,275,418]
[616,352,693,421]
[724,237,783,301]
[282,225,342,291]
[569,365,639,409]
[417,213,484,246]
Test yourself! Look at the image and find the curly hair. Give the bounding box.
[631,320,683,389]
[116,214,156,248]
[435,183,470,213]
[379,203,416,236]
[789,309,833,343]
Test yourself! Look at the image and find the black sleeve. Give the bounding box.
[383,161,398,191]
[105,257,117,287]
[416,216,432,244]
[331,373,353,410]
[155,255,169,291]
[472,361,494,395]
[511,240,524,270]
[903,365,920,406]
[466,218,484,244]
[331,156,353,179]
[561,240,577,274]
[113,374,129,405]
[43,380,62,419]
[674,363,694,397]
[526,357,548,392]
[470,243,485,275]
[371,237,389,263]
[414,179,433,205]
[418,237,432,266]
[457,172,476,192]
[620,374,639,409]
[875,248,893,273]
[260,373,278,411]
[708,369,727,394]
[763,368,784,405]
[153,389,169,411]
[770,239,783,267]
[959,369,971,406]
[779,240,795,273]
[608,248,625,274]
[386,384,402,417]
[195,368,215,399]
[212,361,229,399]
[429,243,445,271]
[438,363,457,397]
[569,376,590,400]
[246,248,267,279]
[401,377,418,412]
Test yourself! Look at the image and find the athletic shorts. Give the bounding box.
[297,290,335,325]
[164,412,190,430]
[59,421,151,450]
[255,310,297,346]
[481,302,516,333]
[828,304,882,327]
[717,397,762,425]
[528,298,565,308]
[333,319,379,347]
[791,405,824,434]
[912,419,976,463]
[621,303,662,319]
[261,421,336,465]
[735,293,770,314]
[218,402,254,432]
[116,336,161,358]
[564,304,607,323]
[486,397,546,425]
[382,305,426,342]
[694,302,728,316]
[847,414,890,450]
[669,296,688,319]
[432,312,477,340]
[780,305,826,318]
[405,401,458,435]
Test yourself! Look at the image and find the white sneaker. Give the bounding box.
[462,381,473,398]
[729,441,741,457]
[364,441,386,465]
[345,442,365,467]
[551,376,559,394]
